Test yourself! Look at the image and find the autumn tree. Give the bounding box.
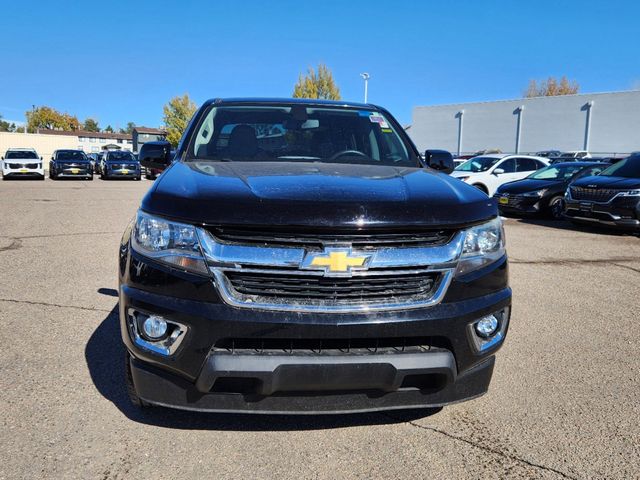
[524,76,580,97]
[83,118,100,132]
[26,106,80,132]
[292,64,341,100]
[163,94,197,146]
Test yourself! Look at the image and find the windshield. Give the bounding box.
[6,151,38,159]
[56,151,86,161]
[107,151,135,161]
[454,156,502,172]
[528,164,587,181]
[598,156,640,178]
[186,105,416,167]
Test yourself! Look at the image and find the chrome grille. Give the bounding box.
[209,226,454,248]
[570,187,619,203]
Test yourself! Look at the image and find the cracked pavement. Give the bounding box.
[1,178,639,479]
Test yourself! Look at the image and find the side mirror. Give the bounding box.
[40,156,43,161]
[140,141,172,171]
[424,149,454,174]
[493,168,505,175]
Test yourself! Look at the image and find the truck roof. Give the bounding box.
[206,97,377,109]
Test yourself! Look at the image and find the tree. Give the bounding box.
[0,115,17,132]
[104,125,114,133]
[26,106,80,132]
[292,64,341,100]
[524,76,580,97]
[119,121,136,134]
[163,94,197,146]
[83,118,100,132]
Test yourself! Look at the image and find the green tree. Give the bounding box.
[104,125,114,133]
[0,115,17,132]
[119,121,136,134]
[524,76,580,97]
[26,106,80,132]
[163,94,197,146]
[292,64,341,100]
[83,118,100,132]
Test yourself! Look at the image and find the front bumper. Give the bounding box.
[565,197,640,230]
[3,168,44,178]
[119,240,511,413]
[55,166,92,178]
[106,167,140,177]
[494,194,543,215]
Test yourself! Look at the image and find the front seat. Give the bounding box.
[226,124,259,159]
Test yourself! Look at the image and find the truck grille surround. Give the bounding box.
[197,227,465,312]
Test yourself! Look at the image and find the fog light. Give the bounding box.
[142,315,168,339]
[475,315,499,338]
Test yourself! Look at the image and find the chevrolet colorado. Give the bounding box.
[119,98,511,414]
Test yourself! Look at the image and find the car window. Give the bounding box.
[187,105,415,167]
[516,158,538,172]
[574,165,607,179]
[56,151,86,161]
[497,158,516,173]
[6,151,38,159]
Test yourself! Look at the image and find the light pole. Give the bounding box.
[360,73,370,103]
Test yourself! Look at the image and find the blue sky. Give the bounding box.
[1,0,639,129]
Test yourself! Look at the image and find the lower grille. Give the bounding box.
[224,271,439,303]
[571,187,619,202]
[213,337,442,354]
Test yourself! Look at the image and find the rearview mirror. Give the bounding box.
[139,141,172,171]
[424,149,454,174]
[493,168,505,175]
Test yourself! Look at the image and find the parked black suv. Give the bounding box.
[49,149,93,180]
[100,150,141,180]
[119,98,511,414]
[565,154,640,230]
[495,162,608,219]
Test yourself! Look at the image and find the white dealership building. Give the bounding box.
[410,90,640,156]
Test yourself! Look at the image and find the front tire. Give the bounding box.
[125,353,150,409]
[548,196,565,219]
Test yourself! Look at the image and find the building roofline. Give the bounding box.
[413,89,640,110]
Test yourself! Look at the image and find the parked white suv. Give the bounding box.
[451,154,549,196]
[2,148,45,180]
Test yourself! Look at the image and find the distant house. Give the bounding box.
[132,127,167,153]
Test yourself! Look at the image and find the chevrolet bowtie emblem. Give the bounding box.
[303,249,371,276]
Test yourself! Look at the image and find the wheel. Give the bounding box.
[135,175,141,181]
[39,175,45,181]
[472,183,488,194]
[88,174,93,181]
[101,171,106,180]
[125,353,150,408]
[49,170,56,179]
[548,196,565,219]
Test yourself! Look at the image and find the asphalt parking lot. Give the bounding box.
[0,178,638,480]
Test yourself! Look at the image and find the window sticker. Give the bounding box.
[369,114,390,129]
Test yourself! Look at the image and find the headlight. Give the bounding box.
[457,217,506,275]
[618,189,640,197]
[131,210,208,274]
[522,189,547,198]
[457,176,470,182]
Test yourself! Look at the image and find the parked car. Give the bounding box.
[87,153,101,174]
[535,150,562,158]
[120,97,511,414]
[100,150,141,180]
[494,162,609,219]
[451,154,549,196]
[564,154,640,231]
[455,148,502,161]
[49,149,93,180]
[557,150,591,160]
[144,150,174,180]
[1,148,44,180]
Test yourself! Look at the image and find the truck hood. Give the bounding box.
[142,161,496,228]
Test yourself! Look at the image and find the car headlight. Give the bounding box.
[131,210,208,274]
[457,176,470,182]
[618,189,640,197]
[522,189,547,198]
[457,217,506,275]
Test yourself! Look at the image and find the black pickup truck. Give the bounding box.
[119,98,511,414]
